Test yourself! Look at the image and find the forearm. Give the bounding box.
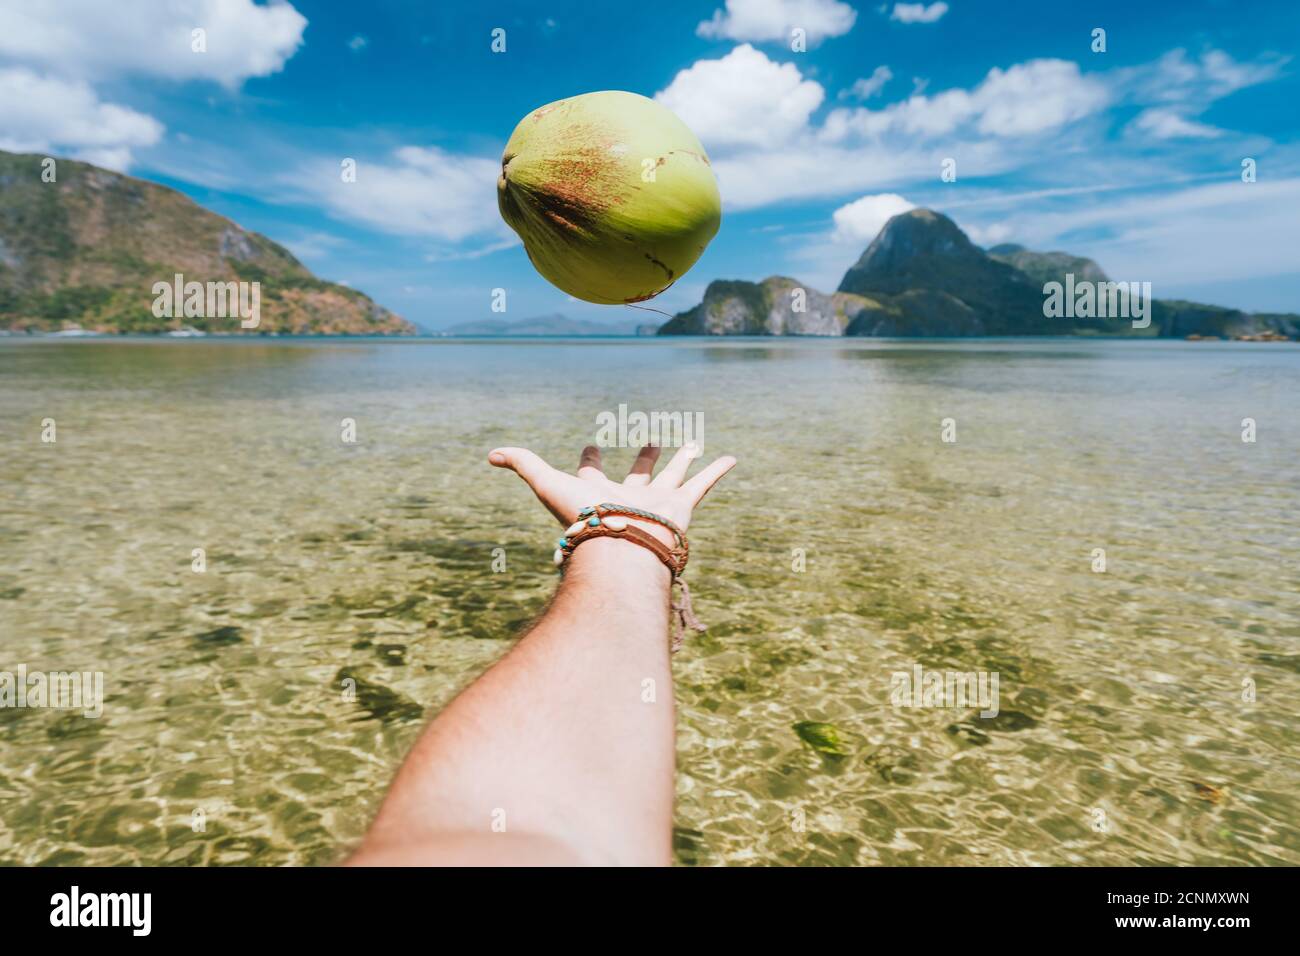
[352,536,676,865]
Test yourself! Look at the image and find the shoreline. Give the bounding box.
[2,332,1297,346]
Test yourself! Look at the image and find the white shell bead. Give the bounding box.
[552,548,565,566]
[565,521,585,537]
[603,516,629,531]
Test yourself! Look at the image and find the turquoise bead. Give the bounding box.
[588,516,600,527]
[558,537,568,548]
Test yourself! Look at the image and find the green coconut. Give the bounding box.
[497,90,722,305]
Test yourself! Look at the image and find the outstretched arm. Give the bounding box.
[348,443,736,866]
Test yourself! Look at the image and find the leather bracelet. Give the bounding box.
[558,523,683,575]
[553,502,688,572]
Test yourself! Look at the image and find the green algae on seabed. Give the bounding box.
[794,721,849,758]
[192,625,244,646]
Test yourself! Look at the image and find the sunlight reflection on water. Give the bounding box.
[1,337,1297,865]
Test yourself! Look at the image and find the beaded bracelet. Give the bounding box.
[552,503,705,652]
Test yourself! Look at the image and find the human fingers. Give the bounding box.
[650,441,701,489]
[679,455,737,509]
[623,444,661,486]
[577,444,604,480]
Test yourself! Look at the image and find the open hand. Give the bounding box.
[488,443,736,534]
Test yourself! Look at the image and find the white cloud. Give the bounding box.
[656,52,1094,209]
[0,67,163,171]
[698,0,857,44]
[0,0,308,171]
[348,35,368,52]
[864,87,973,137]
[423,237,520,263]
[890,3,949,24]
[1199,48,1285,97]
[1129,108,1222,139]
[843,65,893,100]
[302,146,507,244]
[0,0,306,86]
[831,193,916,243]
[655,44,824,148]
[712,138,1025,209]
[1109,48,1286,138]
[823,59,1109,141]
[1125,48,1288,104]
[963,221,1013,246]
[965,178,1300,288]
[656,44,1283,213]
[974,60,1110,136]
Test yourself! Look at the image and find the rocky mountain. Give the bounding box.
[1149,300,1297,339]
[657,277,884,335]
[986,243,1108,287]
[442,313,640,336]
[659,208,1297,339]
[836,208,1054,334]
[0,150,413,334]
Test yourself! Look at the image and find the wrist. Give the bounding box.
[563,535,672,589]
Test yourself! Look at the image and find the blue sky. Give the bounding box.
[1,0,1297,328]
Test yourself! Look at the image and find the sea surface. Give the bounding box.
[0,336,1297,866]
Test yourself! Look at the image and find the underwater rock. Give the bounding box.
[336,667,423,724]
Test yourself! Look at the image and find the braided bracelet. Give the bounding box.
[552,503,705,652]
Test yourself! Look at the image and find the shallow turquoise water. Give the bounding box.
[0,337,1297,865]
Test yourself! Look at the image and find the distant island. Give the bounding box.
[659,209,1297,340]
[0,150,412,335]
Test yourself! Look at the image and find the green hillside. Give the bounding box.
[0,150,413,335]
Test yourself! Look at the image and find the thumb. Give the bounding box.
[489,447,566,522]
[488,447,552,487]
